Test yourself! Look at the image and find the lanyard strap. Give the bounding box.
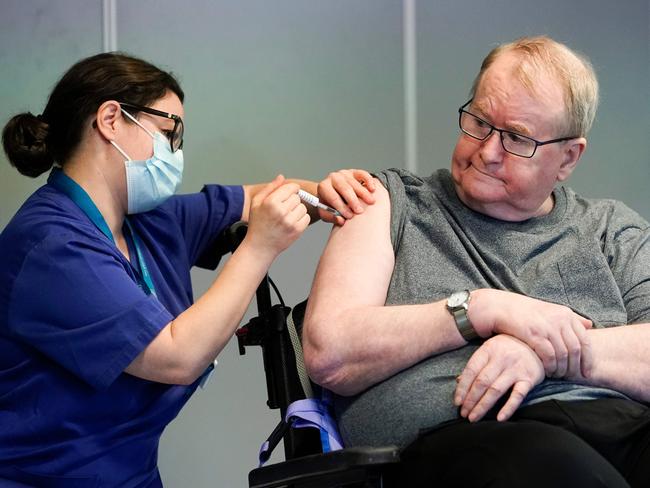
[124,219,157,297]
[48,168,114,243]
[48,168,157,297]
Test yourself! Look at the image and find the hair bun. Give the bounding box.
[2,112,54,177]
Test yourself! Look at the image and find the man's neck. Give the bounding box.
[460,193,556,222]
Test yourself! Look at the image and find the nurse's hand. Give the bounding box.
[246,175,310,259]
[317,169,376,224]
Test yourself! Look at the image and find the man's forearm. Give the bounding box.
[571,323,650,402]
[304,300,467,396]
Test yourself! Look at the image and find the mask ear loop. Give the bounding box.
[110,140,132,162]
[121,108,155,139]
[112,107,157,162]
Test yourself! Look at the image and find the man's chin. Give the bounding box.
[467,165,504,183]
[459,175,506,201]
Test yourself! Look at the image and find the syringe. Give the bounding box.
[298,189,342,217]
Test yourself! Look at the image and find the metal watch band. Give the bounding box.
[452,307,478,341]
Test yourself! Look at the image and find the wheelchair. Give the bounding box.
[217,223,638,487]
[220,222,401,488]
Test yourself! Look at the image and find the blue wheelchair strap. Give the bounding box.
[287,398,343,451]
[257,396,343,467]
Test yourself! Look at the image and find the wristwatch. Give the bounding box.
[446,290,478,341]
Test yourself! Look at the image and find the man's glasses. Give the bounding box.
[120,102,184,153]
[458,100,576,158]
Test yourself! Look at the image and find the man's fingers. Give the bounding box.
[496,381,532,422]
[454,350,489,407]
[466,373,517,423]
[574,320,593,377]
[348,172,376,203]
[351,169,376,193]
[547,330,569,378]
[318,208,346,226]
[581,317,593,329]
[562,321,583,378]
[328,173,364,214]
[316,170,377,219]
[458,361,502,418]
[533,339,558,376]
[340,177,374,206]
[318,181,354,219]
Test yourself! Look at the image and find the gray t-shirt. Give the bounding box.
[334,168,650,448]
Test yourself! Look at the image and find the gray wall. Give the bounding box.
[1,1,648,486]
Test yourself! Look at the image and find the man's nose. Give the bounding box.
[479,131,505,163]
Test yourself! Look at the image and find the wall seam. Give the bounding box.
[102,0,117,52]
[403,0,418,173]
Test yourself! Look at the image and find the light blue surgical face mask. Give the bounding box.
[110,109,184,214]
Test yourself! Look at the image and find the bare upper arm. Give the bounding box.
[304,179,394,339]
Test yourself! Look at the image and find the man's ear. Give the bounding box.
[557,137,587,182]
[93,101,123,141]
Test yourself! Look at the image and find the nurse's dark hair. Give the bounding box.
[2,52,184,178]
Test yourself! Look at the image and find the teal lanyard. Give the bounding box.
[48,168,157,297]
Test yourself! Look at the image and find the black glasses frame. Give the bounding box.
[458,100,577,158]
[120,102,184,152]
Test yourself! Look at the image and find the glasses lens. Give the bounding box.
[501,131,535,157]
[461,112,491,139]
[173,119,184,152]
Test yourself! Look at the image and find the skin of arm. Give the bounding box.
[468,289,593,379]
[454,321,650,424]
[302,180,595,396]
[302,180,469,396]
[566,323,650,403]
[126,176,309,384]
[125,170,376,385]
[242,169,377,224]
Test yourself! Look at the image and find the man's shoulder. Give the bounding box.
[375,168,449,200]
[375,167,447,184]
[561,186,649,230]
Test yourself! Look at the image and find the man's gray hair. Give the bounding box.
[470,36,599,137]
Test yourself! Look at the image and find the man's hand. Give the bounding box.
[317,169,376,223]
[454,335,544,422]
[470,289,593,378]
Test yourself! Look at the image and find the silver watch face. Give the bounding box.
[448,290,469,308]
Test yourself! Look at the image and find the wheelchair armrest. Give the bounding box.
[249,446,401,488]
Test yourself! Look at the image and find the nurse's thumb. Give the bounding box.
[256,175,286,201]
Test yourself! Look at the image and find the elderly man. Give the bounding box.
[303,36,650,487]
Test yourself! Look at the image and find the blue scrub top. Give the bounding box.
[0,177,244,487]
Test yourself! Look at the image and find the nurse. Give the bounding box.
[0,52,375,487]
